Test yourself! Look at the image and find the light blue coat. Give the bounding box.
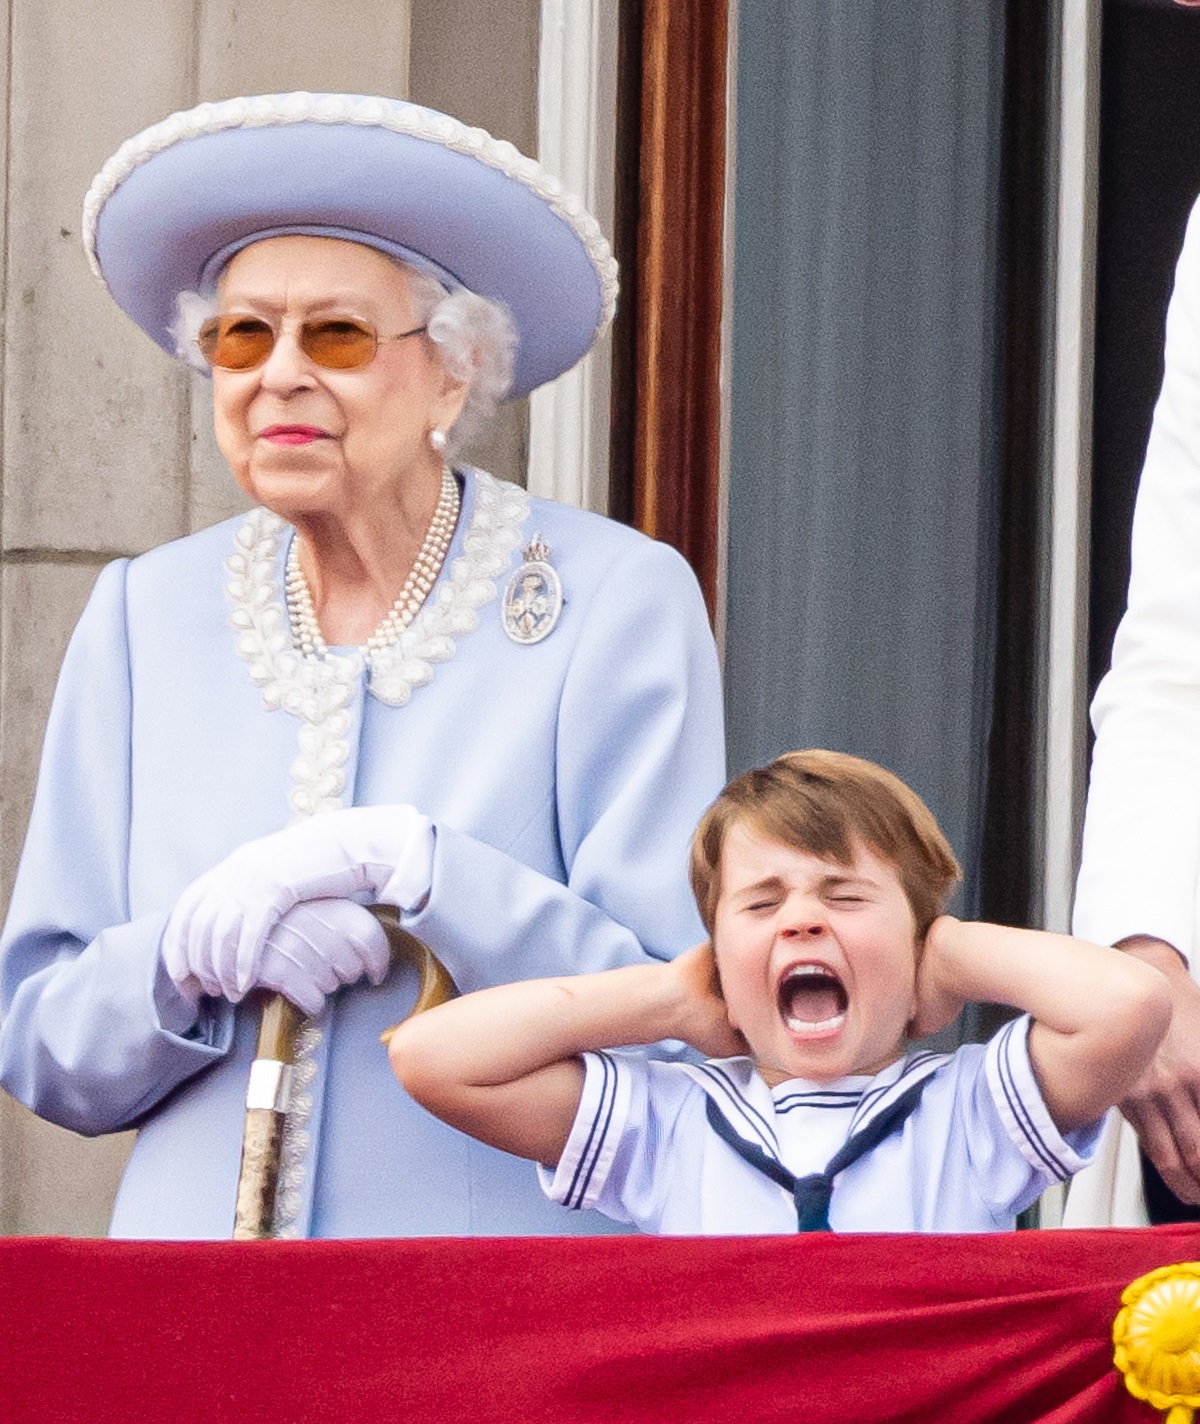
[0,469,725,1238]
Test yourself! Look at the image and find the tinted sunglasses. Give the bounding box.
[196,314,429,371]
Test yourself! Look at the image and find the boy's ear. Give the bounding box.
[709,937,740,1026]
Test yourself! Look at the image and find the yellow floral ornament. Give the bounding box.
[1114,1263,1200,1422]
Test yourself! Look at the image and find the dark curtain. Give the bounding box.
[724,1,1008,920]
[610,2,1075,959]
[1089,0,1200,699]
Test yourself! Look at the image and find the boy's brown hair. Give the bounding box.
[689,749,962,938]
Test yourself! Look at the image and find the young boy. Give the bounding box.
[389,751,1170,1233]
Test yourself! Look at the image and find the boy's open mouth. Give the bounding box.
[777,963,849,1032]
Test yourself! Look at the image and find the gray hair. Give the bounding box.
[170,259,517,457]
[403,266,517,452]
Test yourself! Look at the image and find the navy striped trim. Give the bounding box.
[993,1019,1071,1182]
[774,1091,862,1115]
[704,1095,796,1194]
[693,1062,781,1155]
[562,1051,620,1209]
[849,1053,948,1135]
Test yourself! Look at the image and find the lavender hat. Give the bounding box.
[82,92,619,399]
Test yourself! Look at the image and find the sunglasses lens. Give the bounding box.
[198,316,275,371]
[196,316,380,370]
[301,319,378,369]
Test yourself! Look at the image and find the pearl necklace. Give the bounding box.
[284,468,461,661]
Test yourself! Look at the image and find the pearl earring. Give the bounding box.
[430,428,447,454]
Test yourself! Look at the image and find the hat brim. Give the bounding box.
[85,94,617,398]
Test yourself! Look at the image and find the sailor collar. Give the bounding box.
[685,1051,950,1167]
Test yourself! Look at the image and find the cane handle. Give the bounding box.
[373,904,457,1042]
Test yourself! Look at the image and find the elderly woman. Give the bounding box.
[0,94,724,1239]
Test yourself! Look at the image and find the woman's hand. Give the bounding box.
[1117,937,1200,1204]
[161,806,433,1002]
[256,899,392,1016]
[165,898,392,1015]
[666,942,749,1059]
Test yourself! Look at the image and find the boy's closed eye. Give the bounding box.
[731,878,787,914]
[744,897,782,914]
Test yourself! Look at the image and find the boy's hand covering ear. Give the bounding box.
[670,942,750,1058]
[908,914,969,1040]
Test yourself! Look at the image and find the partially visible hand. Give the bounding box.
[1118,936,1200,1204]
[160,805,433,1001]
[162,897,392,1015]
[908,914,968,1040]
[668,942,749,1059]
[255,899,392,1017]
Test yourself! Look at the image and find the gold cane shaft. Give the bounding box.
[232,993,303,1240]
[232,910,456,1239]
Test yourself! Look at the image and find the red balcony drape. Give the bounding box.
[4,1226,1198,1423]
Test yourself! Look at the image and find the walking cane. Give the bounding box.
[232,907,456,1239]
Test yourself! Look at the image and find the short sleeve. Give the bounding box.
[909,1016,1105,1228]
[983,1016,1104,1182]
[537,1050,698,1230]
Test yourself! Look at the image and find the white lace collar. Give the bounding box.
[225,468,529,794]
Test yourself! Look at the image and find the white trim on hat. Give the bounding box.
[82,92,619,398]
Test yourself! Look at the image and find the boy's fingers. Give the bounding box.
[908,980,961,1040]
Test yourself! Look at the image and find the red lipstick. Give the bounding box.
[259,424,329,445]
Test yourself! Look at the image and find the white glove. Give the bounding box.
[255,898,391,1016]
[164,898,392,1015]
[162,805,434,1002]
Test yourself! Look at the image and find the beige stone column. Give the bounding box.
[409,0,540,487]
[0,0,415,1236]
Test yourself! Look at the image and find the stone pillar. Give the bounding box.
[0,0,415,1236]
